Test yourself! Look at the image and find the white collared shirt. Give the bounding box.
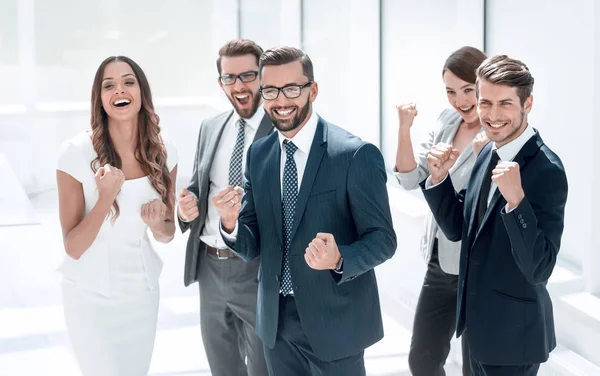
[200,106,265,249]
[277,110,319,195]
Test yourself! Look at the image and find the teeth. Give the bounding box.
[460,106,473,111]
[113,99,131,106]
[489,122,506,129]
[276,109,293,116]
[235,94,249,100]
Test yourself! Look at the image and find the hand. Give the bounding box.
[426,143,459,185]
[492,161,525,210]
[95,164,125,202]
[211,186,243,233]
[141,199,168,227]
[177,188,199,222]
[472,131,490,157]
[304,233,342,271]
[396,102,418,130]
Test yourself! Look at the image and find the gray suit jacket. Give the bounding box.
[394,108,481,274]
[179,110,274,286]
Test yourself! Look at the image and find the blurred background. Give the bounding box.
[1,0,599,374]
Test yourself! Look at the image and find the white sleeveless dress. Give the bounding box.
[56,130,177,376]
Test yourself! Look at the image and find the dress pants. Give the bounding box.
[198,249,268,376]
[263,295,365,376]
[409,239,470,376]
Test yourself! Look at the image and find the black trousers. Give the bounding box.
[468,336,540,376]
[263,295,365,376]
[409,239,470,376]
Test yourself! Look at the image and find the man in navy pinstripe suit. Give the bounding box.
[214,46,397,375]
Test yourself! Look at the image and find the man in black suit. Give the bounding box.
[422,55,568,376]
[213,46,397,376]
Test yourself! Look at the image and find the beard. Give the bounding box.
[266,96,311,133]
[227,89,261,119]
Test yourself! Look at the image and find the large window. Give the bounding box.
[33,0,222,104]
[381,0,483,174]
[303,0,380,145]
[0,0,20,107]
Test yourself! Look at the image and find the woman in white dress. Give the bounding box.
[56,56,178,375]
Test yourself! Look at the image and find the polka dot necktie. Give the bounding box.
[280,140,298,295]
[228,118,246,187]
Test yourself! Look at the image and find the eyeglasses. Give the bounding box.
[219,71,259,85]
[259,82,313,100]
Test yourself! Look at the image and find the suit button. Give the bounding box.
[518,214,523,220]
[520,219,525,224]
[522,223,527,229]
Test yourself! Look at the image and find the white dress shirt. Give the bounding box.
[199,106,264,249]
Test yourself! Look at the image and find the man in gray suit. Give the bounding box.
[177,39,273,376]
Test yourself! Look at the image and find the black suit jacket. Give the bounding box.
[422,130,568,365]
[224,118,397,361]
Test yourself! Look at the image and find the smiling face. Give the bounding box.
[443,69,479,125]
[100,61,142,123]
[218,54,262,119]
[260,60,318,137]
[477,79,533,147]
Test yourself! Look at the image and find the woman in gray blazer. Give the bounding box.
[395,46,487,376]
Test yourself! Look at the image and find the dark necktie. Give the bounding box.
[280,140,298,295]
[476,149,500,227]
[228,119,246,187]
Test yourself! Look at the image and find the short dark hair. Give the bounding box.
[443,46,487,84]
[476,55,535,105]
[259,46,314,81]
[216,39,263,75]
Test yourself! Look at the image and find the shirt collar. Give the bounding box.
[277,110,319,155]
[232,105,265,130]
[493,124,535,161]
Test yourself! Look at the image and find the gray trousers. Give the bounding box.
[198,249,267,376]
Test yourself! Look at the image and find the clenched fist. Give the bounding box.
[427,143,459,185]
[492,161,525,210]
[304,233,342,271]
[95,164,125,202]
[472,131,490,157]
[177,188,199,222]
[211,186,243,233]
[141,199,168,227]
[396,102,418,130]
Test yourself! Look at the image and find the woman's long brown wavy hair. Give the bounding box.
[90,56,173,222]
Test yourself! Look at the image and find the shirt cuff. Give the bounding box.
[220,220,238,241]
[425,174,448,189]
[505,202,520,213]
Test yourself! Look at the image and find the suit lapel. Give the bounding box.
[289,119,327,243]
[253,114,274,141]
[204,111,233,169]
[267,137,284,246]
[472,130,543,243]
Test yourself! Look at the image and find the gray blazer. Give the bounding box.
[394,108,480,274]
[178,110,274,286]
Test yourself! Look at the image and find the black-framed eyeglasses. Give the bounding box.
[259,82,313,100]
[219,71,259,85]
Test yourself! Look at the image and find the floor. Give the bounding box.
[0,188,464,376]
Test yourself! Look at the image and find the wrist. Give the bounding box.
[221,218,236,233]
[398,126,411,135]
[331,254,343,270]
